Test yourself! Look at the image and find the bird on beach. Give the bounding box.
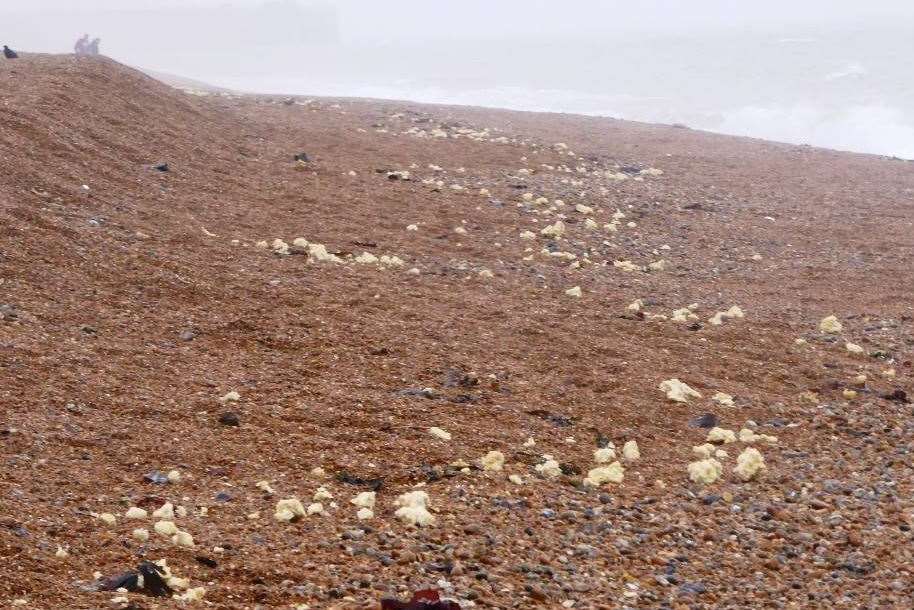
[3,45,19,59]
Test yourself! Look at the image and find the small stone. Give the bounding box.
[218,412,240,427]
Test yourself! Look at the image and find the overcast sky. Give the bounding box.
[6,0,914,43]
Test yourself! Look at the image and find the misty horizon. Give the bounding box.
[4,0,914,158]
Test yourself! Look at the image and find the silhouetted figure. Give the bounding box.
[88,38,101,56]
[3,45,18,59]
[75,34,89,55]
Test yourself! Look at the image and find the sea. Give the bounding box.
[155,28,914,159]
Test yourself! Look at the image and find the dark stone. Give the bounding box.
[559,463,581,476]
[336,471,384,491]
[396,388,438,399]
[882,389,909,404]
[218,412,240,427]
[525,409,575,427]
[99,562,172,597]
[689,413,718,429]
[143,471,169,484]
[679,582,707,595]
[195,556,218,568]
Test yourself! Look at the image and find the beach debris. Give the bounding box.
[355,252,379,264]
[575,203,594,215]
[313,486,333,502]
[845,342,864,354]
[593,446,616,463]
[152,502,175,520]
[709,305,744,325]
[622,440,640,461]
[171,530,195,548]
[154,520,178,537]
[659,379,702,402]
[133,528,150,541]
[692,443,717,459]
[98,561,172,597]
[535,457,562,478]
[480,450,505,471]
[688,458,723,484]
[583,462,625,486]
[290,237,310,253]
[174,587,207,602]
[734,447,766,481]
[394,490,436,526]
[565,286,582,298]
[648,259,667,271]
[819,315,843,334]
[428,427,452,441]
[614,260,642,272]
[95,512,117,527]
[124,506,148,520]
[712,392,735,407]
[707,427,737,444]
[271,238,290,255]
[540,220,566,238]
[350,491,376,510]
[671,308,699,323]
[308,243,342,263]
[274,498,307,522]
[738,428,778,444]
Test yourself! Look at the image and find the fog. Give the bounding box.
[5,0,914,158]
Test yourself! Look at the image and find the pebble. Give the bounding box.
[218,412,240,426]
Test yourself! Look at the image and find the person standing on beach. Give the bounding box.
[88,38,101,56]
[75,34,89,55]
